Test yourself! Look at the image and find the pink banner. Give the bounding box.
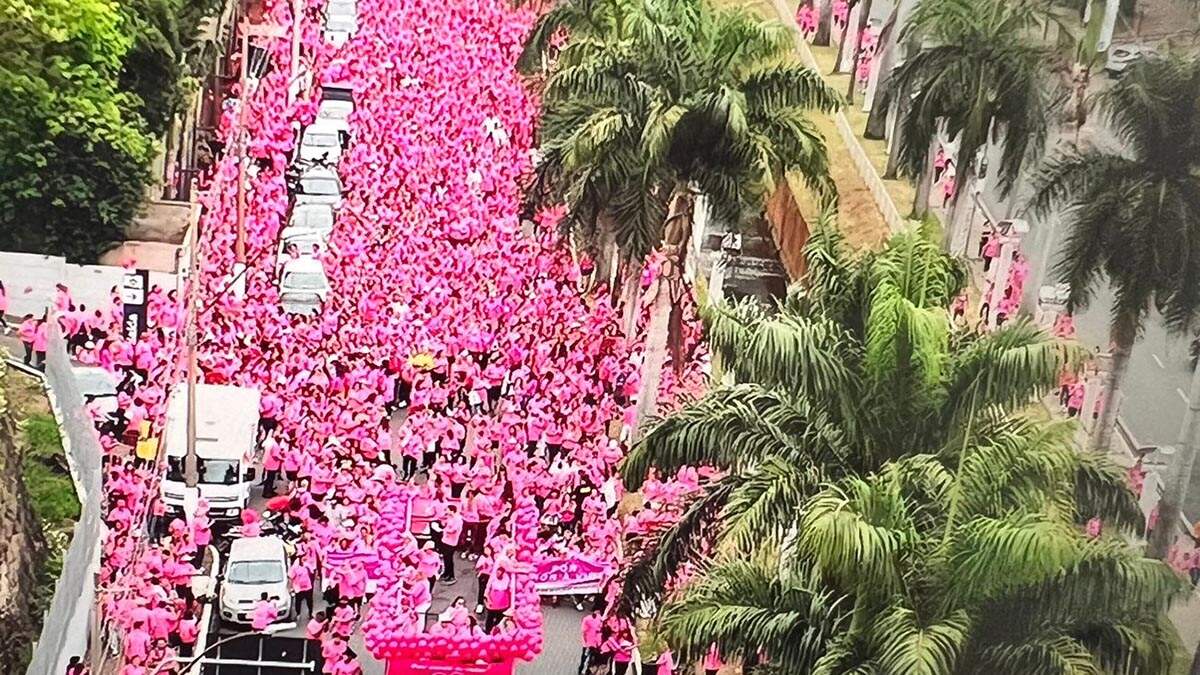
[324,548,387,581]
[532,555,613,595]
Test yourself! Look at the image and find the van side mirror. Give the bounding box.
[244,468,257,482]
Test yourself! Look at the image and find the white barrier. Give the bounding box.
[771,0,905,235]
[0,251,175,319]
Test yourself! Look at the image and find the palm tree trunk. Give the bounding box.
[632,277,672,441]
[863,3,898,139]
[845,0,875,105]
[594,213,618,292]
[814,0,834,46]
[632,188,695,440]
[911,134,937,219]
[1147,345,1200,559]
[832,7,855,75]
[1090,313,1137,453]
[0,364,46,666]
[621,257,644,337]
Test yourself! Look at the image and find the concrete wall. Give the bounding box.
[23,323,105,675]
[1,251,175,320]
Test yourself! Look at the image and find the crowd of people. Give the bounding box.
[6,0,711,673]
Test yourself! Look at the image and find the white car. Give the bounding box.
[279,257,330,316]
[277,226,328,266]
[289,202,335,235]
[1105,45,1157,77]
[325,0,357,44]
[318,81,354,125]
[298,120,344,164]
[219,536,292,625]
[72,366,118,418]
[294,166,343,208]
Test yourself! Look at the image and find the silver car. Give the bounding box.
[289,203,335,235]
[219,536,292,625]
[294,167,343,208]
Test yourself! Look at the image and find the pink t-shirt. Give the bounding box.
[581,614,602,648]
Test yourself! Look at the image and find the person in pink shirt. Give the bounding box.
[703,643,724,675]
[437,504,463,583]
[251,593,279,631]
[29,316,51,369]
[290,559,315,618]
[239,508,262,538]
[578,609,603,675]
[483,565,512,633]
[306,610,328,640]
[15,314,35,366]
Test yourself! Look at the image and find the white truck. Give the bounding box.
[161,383,262,520]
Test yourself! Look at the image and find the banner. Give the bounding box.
[387,658,513,675]
[533,555,613,596]
[120,269,149,342]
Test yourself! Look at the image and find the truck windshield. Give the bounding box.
[166,457,241,485]
[227,560,285,585]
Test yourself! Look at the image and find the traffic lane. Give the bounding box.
[1070,284,1193,449]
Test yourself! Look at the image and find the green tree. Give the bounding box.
[535,0,840,435]
[0,0,152,261]
[887,0,1058,224]
[120,0,224,137]
[1029,55,1200,455]
[621,225,1186,671]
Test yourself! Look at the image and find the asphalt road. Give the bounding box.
[961,70,1200,519]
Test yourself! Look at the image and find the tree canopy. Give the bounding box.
[619,223,1186,672]
[0,0,219,261]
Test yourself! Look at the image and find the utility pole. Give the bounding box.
[1147,360,1200,559]
[184,205,201,488]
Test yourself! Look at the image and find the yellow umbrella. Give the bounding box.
[408,353,435,370]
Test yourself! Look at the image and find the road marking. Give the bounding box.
[1152,353,1166,369]
[1178,388,1189,404]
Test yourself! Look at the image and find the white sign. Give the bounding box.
[121,272,146,305]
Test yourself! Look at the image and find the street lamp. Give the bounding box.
[147,622,297,675]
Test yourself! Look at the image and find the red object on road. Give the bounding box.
[265,494,291,511]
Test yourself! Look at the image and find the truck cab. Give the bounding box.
[160,384,262,520]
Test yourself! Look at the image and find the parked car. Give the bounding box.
[279,257,330,316]
[289,202,335,235]
[219,536,292,625]
[71,366,118,418]
[1105,44,1157,76]
[293,166,343,208]
[298,120,344,164]
[319,80,354,122]
[277,227,328,266]
[325,0,357,44]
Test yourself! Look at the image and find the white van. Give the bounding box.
[160,384,262,520]
[325,0,357,45]
[219,536,292,625]
[289,202,335,235]
[298,120,344,164]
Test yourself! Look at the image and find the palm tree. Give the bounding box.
[659,437,1186,673]
[1029,55,1200,455]
[621,222,1082,599]
[535,0,842,435]
[619,225,1186,671]
[886,0,1059,224]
